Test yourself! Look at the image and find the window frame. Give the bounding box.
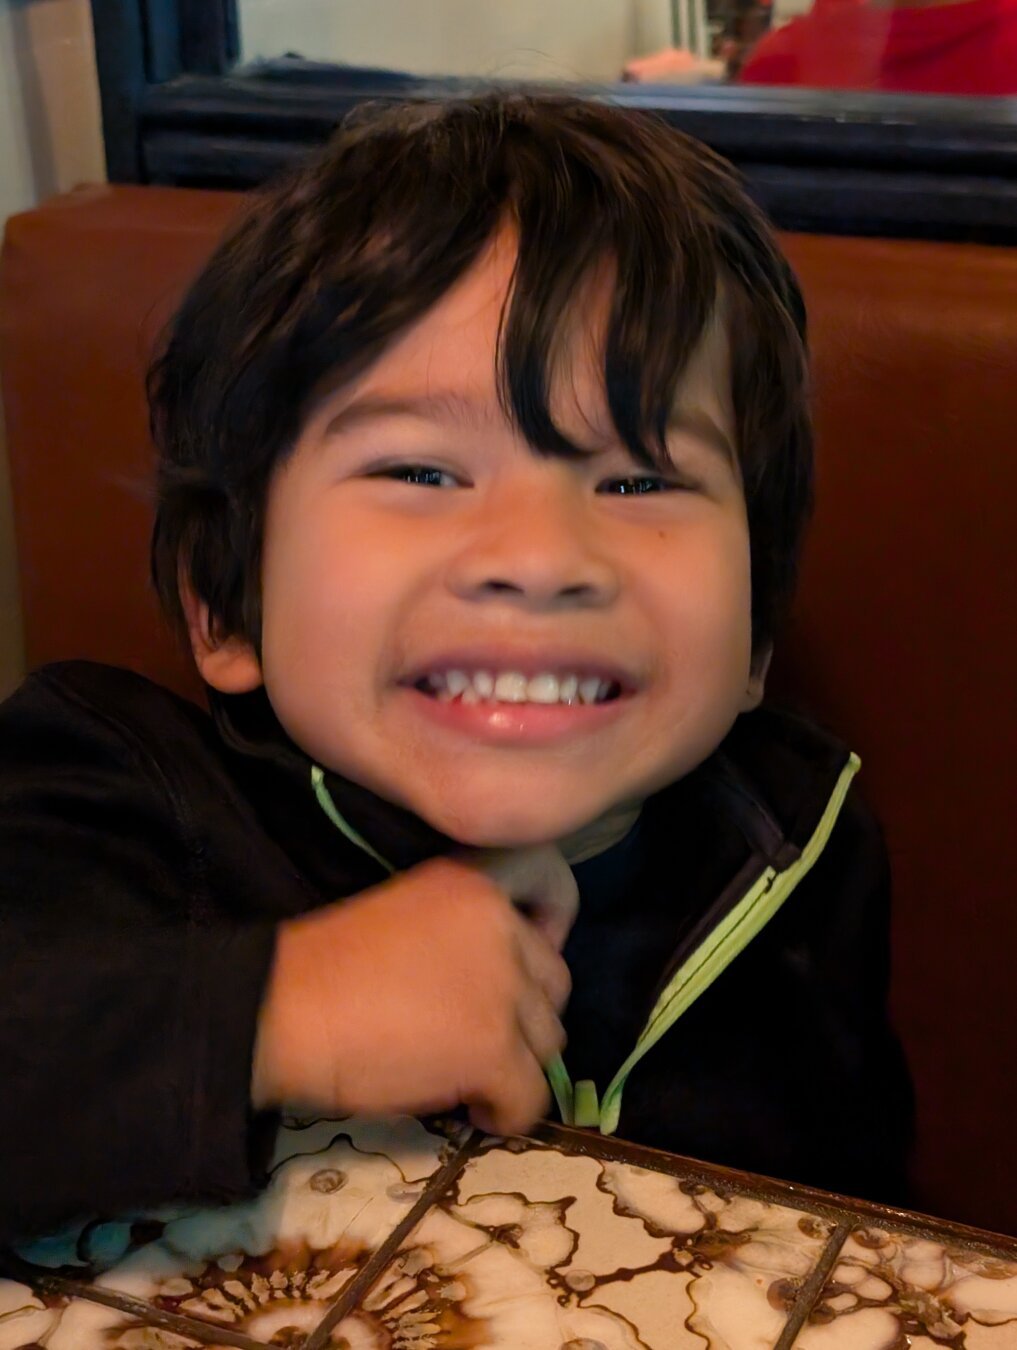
[90,0,1017,242]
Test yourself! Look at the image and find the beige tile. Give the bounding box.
[794,1226,1017,1349]
[0,1278,63,1349]
[15,1115,466,1345]
[328,1136,836,1349]
[0,1279,210,1349]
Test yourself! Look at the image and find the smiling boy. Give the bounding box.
[0,95,912,1242]
[205,232,754,858]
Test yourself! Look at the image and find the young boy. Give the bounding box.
[0,94,912,1244]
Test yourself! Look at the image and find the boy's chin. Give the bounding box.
[419,795,637,861]
[420,798,596,853]
[441,816,579,852]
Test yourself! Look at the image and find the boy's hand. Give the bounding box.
[251,846,578,1136]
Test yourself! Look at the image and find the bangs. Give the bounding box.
[332,97,800,480]
[494,123,721,472]
[284,98,762,471]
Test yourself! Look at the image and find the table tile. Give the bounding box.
[0,1278,195,1350]
[13,1115,467,1346]
[0,1278,64,1350]
[324,1135,837,1349]
[793,1226,1017,1349]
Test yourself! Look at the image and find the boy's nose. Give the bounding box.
[445,472,621,611]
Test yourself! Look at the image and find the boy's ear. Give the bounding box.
[180,581,263,694]
[741,646,773,713]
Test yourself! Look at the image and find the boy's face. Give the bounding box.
[194,229,765,851]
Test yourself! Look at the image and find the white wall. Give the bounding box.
[240,0,675,82]
[0,0,106,697]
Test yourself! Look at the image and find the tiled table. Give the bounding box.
[1,1117,1015,1349]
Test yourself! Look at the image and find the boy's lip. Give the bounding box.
[398,683,632,747]
[398,647,643,693]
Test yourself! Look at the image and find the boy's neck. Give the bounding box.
[559,802,643,866]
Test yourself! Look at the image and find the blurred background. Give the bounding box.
[0,0,104,699]
[235,0,1015,96]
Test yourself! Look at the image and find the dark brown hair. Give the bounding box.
[149,93,812,659]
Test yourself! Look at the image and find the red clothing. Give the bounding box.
[739,0,1017,95]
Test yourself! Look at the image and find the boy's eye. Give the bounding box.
[370,463,459,488]
[366,465,694,493]
[598,473,691,495]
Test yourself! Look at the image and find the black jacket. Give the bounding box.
[0,661,913,1243]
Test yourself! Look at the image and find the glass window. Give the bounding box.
[236,0,714,83]
[235,0,1017,100]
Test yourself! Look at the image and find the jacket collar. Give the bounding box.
[210,687,453,896]
[209,685,855,898]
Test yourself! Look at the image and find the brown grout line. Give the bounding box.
[534,1122,1017,1260]
[772,1222,850,1350]
[0,1249,268,1350]
[304,1129,485,1350]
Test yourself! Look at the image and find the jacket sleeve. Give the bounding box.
[0,671,279,1243]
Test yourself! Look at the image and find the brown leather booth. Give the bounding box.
[2,185,1015,1235]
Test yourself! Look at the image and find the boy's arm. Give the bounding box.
[0,670,278,1243]
[0,667,577,1244]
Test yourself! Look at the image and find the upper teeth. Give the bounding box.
[425,670,615,705]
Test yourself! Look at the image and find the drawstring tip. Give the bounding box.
[573,1079,600,1128]
[545,1053,574,1125]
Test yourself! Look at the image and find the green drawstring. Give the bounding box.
[545,1053,575,1123]
[311,766,395,876]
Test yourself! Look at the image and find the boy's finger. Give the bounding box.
[519,893,578,953]
[467,1044,550,1137]
[516,988,567,1068]
[513,922,572,1012]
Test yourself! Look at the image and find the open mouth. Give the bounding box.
[413,670,625,707]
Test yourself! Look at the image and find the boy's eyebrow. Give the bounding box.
[323,390,736,467]
[323,391,496,437]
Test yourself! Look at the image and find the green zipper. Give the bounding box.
[549,751,861,1132]
[311,754,860,1136]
